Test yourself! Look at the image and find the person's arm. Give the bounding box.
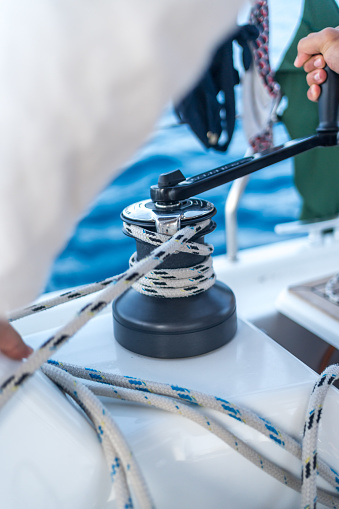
[294,27,339,101]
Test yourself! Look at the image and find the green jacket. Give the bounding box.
[275,0,339,219]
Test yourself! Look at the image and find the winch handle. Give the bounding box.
[317,65,339,133]
[150,69,339,204]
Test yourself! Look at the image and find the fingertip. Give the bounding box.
[0,320,34,360]
[314,56,324,68]
[3,343,33,361]
[22,345,34,359]
[307,84,320,102]
[294,56,301,67]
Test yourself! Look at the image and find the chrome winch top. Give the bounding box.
[121,198,216,235]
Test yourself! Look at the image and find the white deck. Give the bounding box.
[214,233,339,323]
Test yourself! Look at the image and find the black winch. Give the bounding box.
[113,197,237,358]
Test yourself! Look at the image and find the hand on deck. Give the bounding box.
[294,27,339,101]
[0,320,32,360]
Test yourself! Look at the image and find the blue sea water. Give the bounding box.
[46,1,306,292]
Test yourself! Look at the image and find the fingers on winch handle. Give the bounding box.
[317,65,339,133]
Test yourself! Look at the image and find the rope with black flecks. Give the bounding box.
[123,222,215,297]
[9,222,215,322]
[301,364,339,509]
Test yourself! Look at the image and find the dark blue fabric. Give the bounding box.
[175,25,259,152]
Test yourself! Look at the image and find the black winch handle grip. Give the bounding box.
[317,65,339,133]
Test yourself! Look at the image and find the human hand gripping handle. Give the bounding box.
[294,27,339,102]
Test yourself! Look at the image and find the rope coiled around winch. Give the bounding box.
[123,222,216,298]
[1,217,339,509]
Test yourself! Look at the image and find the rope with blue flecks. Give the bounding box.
[43,360,339,508]
[2,218,339,508]
[41,363,145,509]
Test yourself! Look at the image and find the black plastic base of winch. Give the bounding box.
[112,280,237,359]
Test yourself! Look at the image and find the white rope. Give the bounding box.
[9,221,215,322]
[123,222,214,257]
[9,276,118,321]
[301,364,339,509]
[42,363,152,509]
[130,252,215,297]
[124,222,216,298]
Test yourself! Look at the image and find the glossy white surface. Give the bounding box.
[214,234,339,322]
[0,352,111,509]
[10,305,339,509]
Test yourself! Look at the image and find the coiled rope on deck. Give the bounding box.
[44,359,339,509]
[2,219,339,509]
